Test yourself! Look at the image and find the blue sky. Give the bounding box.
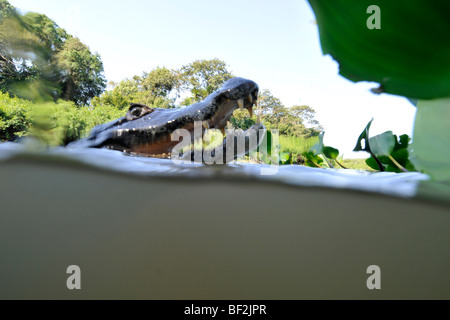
[9,0,416,158]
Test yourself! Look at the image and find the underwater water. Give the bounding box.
[1,141,449,300]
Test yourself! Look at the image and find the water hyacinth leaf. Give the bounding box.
[353,119,385,171]
[398,134,410,149]
[407,145,422,173]
[369,131,396,157]
[391,148,409,166]
[365,141,413,173]
[366,156,383,171]
[303,151,323,168]
[353,118,373,152]
[407,98,419,107]
[307,0,450,99]
[279,152,291,165]
[311,132,325,155]
[412,98,450,181]
[323,146,339,160]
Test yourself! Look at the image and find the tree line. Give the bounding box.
[0,0,105,105]
[92,60,322,138]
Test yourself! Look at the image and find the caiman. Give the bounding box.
[68,77,266,163]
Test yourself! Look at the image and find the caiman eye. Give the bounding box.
[131,108,141,117]
[126,103,154,120]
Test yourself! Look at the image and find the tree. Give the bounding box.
[0,0,15,22]
[178,58,233,104]
[91,79,139,109]
[289,105,322,137]
[57,37,106,105]
[92,66,177,109]
[138,67,178,98]
[92,60,232,109]
[22,12,69,52]
[257,89,288,124]
[248,89,322,137]
[0,0,105,104]
[0,2,41,94]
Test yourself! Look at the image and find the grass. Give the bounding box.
[277,134,374,170]
[341,158,374,171]
[279,135,319,157]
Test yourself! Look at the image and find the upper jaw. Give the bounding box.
[145,78,259,135]
[204,89,258,131]
[187,78,259,131]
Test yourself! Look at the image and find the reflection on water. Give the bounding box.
[0,142,429,198]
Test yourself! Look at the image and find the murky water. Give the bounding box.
[1,141,449,300]
[0,142,429,199]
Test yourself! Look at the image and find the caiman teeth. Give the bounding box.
[247,99,257,118]
[247,106,253,118]
[237,98,244,110]
[202,120,210,129]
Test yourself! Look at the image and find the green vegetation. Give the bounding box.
[273,135,320,166]
[0,0,105,104]
[308,0,450,99]
[302,120,417,172]
[91,66,179,110]
[310,132,346,168]
[342,159,373,171]
[352,119,416,173]
[412,98,450,181]
[92,58,234,109]
[279,135,318,158]
[178,59,233,105]
[308,1,450,185]
[0,91,32,140]
[230,89,322,138]
[0,91,122,145]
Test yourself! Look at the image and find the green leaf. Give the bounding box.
[407,145,422,172]
[365,133,414,173]
[397,134,410,150]
[353,119,385,171]
[407,98,419,107]
[411,98,450,181]
[311,132,324,155]
[353,118,373,152]
[366,156,384,171]
[303,151,324,168]
[307,0,450,99]
[308,132,337,168]
[279,152,291,165]
[323,146,339,160]
[391,148,409,166]
[369,131,396,157]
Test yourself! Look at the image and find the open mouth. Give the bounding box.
[130,82,260,158]
[201,88,259,134]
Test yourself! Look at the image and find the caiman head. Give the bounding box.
[68,77,263,160]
